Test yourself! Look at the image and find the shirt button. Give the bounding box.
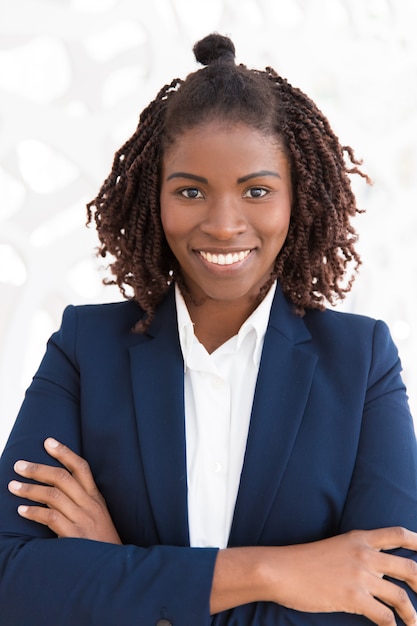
[156,620,172,626]
[214,461,222,473]
[212,376,224,389]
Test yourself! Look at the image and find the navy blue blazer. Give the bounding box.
[1,285,417,625]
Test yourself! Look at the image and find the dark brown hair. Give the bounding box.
[87,33,369,331]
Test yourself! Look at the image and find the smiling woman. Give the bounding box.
[1,33,417,626]
[159,122,292,349]
[84,34,366,337]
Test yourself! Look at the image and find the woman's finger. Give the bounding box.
[369,576,417,626]
[12,457,96,509]
[16,504,79,539]
[43,438,100,496]
[8,479,79,521]
[360,593,400,626]
[9,480,122,544]
[376,550,417,591]
[366,526,417,553]
[10,444,122,544]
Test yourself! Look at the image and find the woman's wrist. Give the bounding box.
[210,546,275,614]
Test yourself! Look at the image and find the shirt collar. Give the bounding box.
[175,282,276,371]
[175,285,196,369]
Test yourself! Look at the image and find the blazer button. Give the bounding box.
[156,621,172,626]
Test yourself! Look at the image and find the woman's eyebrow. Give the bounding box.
[166,172,208,183]
[166,170,282,184]
[237,170,281,183]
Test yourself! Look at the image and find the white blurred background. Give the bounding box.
[1,0,416,451]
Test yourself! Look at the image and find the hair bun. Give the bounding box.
[193,33,236,66]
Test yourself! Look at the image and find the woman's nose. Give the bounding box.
[200,198,247,240]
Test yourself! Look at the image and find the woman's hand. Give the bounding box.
[8,438,122,545]
[9,441,417,624]
[212,528,417,625]
[263,528,417,624]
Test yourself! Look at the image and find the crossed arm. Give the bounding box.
[8,437,417,626]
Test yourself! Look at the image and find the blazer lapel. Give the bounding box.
[129,290,190,546]
[229,286,317,547]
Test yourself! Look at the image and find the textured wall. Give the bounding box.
[1,0,416,450]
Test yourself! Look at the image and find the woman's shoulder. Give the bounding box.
[302,306,396,360]
[49,301,146,357]
[304,305,382,332]
[62,300,143,327]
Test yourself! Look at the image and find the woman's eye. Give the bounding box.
[244,187,268,198]
[180,188,203,199]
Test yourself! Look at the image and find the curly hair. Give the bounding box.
[87,33,369,331]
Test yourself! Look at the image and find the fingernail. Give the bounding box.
[14,461,28,472]
[45,438,59,448]
[18,505,28,515]
[9,480,22,491]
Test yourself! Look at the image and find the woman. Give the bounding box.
[1,34,417,625]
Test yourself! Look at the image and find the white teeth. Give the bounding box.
[199,250,250,266]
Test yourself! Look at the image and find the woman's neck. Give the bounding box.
[184,295,259,354]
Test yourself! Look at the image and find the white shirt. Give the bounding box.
[175,283,276,548]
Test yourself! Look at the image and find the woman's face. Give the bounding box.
[160,121,292,307]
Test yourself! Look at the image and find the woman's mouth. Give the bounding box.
[198,249,251,266]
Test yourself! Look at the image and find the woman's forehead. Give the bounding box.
[163,119,286,155]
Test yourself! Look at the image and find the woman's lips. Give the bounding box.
[198,249,251,266]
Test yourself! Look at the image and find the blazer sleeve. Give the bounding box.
[211,320,417,626]
[338,320,417,535]
[0,306,217,626]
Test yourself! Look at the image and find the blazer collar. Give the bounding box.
[129,288,190,546]
[228,286,317,546]
[129,285,317,547]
